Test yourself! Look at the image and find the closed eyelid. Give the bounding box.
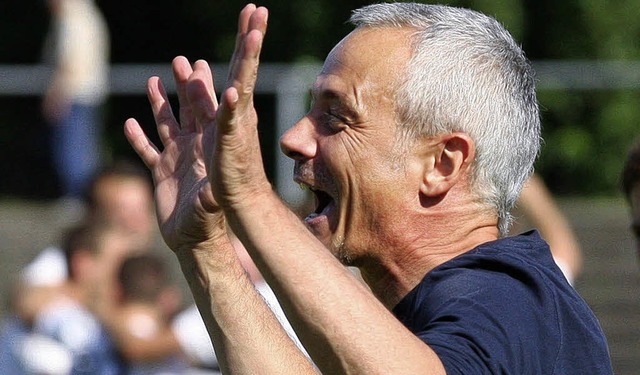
[309,86,361,123]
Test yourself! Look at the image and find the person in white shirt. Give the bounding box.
[42,0,110,199]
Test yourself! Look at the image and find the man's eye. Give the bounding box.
[322,112,345,131]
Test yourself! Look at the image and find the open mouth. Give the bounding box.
[312,188,334,215]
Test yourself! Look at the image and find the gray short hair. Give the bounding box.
[350,3,540,236]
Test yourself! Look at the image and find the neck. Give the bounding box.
[359,203,499,309]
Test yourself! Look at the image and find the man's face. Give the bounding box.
[280,27,423,264]
[630,183,640,260]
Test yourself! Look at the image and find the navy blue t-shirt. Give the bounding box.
[393,231,613,374]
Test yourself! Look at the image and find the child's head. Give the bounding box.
[117,253,169,304]
[63,218,144,285]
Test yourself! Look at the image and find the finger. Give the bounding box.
[230,28,265,111]
[228,4,258,83]
[239,4,256,34]
[186,68,218,130]
[172,56,195,131]
[193,59,218,111]
[248,6,268,36]
[215,24,265,135]
[124,118,160,169]
[215,87,239,134]
[147,76,178,146]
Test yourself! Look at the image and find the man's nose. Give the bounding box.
[280,116,317,161]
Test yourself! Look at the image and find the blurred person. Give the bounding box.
[1,160,154,373]
[11,219,142,374]
[99,234,304,374]
[84,160,156,247]
[621,138,640,260]
[125,3,613,374]
[514,173,583,284]
[22,160,155,287]
[101,253,187,375]
[42,0,110,199]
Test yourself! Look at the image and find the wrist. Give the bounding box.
[173,229,230,263]
[223,180,277,216]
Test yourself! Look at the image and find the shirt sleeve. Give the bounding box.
[407,270,555,374]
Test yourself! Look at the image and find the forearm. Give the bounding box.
[100,312,180,362]
[175,238,317,375]
[226,191,445,375]
[90,280,177,362]
[519,175,583,279]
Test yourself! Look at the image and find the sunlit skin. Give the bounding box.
[123,6,500,373]
[280,27,499,294]
[281,28,420,263]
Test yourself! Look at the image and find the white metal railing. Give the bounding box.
[2,61,639,204]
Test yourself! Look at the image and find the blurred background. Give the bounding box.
[0,0,638,373]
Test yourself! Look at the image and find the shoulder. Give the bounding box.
[172,305,217,368]
[398,232,561,319]
[393,232,612,374]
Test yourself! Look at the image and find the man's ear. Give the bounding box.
[420,133,475,197]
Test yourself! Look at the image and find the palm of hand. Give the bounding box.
[124,58,226,253]
[125,5,270,253]
[154,131,223,252]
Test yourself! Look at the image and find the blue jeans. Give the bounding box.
[51,103,102,198]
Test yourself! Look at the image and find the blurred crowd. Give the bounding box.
[0,160,303,374]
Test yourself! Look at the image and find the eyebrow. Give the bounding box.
[309,87,344,102]
[309,87,359,118]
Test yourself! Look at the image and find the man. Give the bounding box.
[622,138,640,259]
[125,3,613,374]
[42,0,110,199]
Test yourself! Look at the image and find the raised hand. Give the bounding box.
[187,4,272,212]
[124,56,225,253]
[124,3,270,250]
[124,7,326,374]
